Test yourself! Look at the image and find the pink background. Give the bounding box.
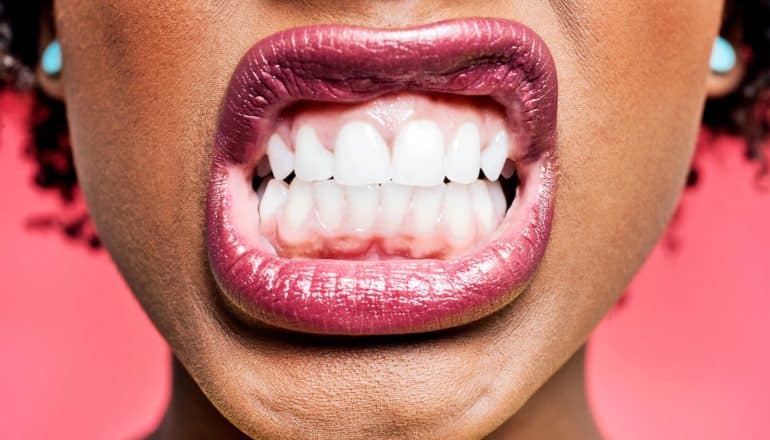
[2,91,769,439]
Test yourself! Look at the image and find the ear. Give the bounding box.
[35,7,64,100]
[706,37,750,99]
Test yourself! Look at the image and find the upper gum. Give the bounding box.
[273,92,510,151]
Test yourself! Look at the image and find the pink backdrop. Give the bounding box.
[2,91,769,439]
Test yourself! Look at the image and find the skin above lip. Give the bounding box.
[206,18,558,336]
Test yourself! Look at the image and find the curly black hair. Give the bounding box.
[1,1,769,247]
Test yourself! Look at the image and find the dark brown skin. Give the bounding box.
[44,1,732,438]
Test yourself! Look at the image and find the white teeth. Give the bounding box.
[334,121,392,185]
[445,122,481,184]
[284,180,314,239]
[392,120,445,187]
[346,185,379,232]
[266,134,294,181]
[501,159,516,179]
[259,118,517,251]
[294,125,333,182]
[412,185,445,235]
[258,179,289,229]
[443,183,475,247]
[469,181,495,236]
[379,184,412,233]
[481,130,509,181]
[487,181,507,221]
[314,180,345,232]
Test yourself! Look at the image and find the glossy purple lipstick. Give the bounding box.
[207,18,558,335]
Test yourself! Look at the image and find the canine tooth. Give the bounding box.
[443,183,475,247]
[294,125,333,182]
[284,180,314,234]
[445,122,481,184]
[412,184,445,235]
[392,120,445,187]
[334,122,391,185]
[380,184,412,233]
[469,181,496,235]
[481,130,508,181]
[314,180,345,232]
[259,179,289,229]
[501,159,516,179]
[487,181,507,220]
[266,134,294,180]
[346,185,379,232]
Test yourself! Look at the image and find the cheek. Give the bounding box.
[541,0,722,309]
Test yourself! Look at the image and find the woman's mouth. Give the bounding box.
[207,18,558,335]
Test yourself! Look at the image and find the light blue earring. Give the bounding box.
[41,40,62,76]
[710,36,737,75]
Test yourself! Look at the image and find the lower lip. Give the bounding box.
[206,18,558,336]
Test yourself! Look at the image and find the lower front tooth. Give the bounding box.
[259,179,289,230]
[314,180,345,232]
[346,185,379,232]
[412,185,445,235]
[283,180,314,239]
[380,183,412,233]
[469,181,495,235]
[487,181,507,221]
[443,183,475,248]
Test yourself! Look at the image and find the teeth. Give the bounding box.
[487,181,507,221]
[443,183,475,248]
[295,125,333,182]
[259,179,289,229]
[314,180,345,232]
[481,130,508,181]
[412,185,445,235]
[334,122,392,185]
[266,134,294,181]
[379,184,412,233]
[283,180,314,240]
[469,181,495,236]
[392,120,445,187]
[346,185,379,232]
[445,122,481,184]
[258,118,518,253]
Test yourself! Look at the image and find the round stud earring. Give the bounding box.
[41,40,62,76]
[710,36,737,75]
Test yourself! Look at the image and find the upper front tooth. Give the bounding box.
[266,134,294,181]
[294,125,333,182]
[445,122,481,184]
[481,130,509,181]
[392,120,445,187]
[334,122,391,185]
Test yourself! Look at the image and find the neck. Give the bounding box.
[150,347,599,439]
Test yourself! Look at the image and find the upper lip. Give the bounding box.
[207,18,558,336]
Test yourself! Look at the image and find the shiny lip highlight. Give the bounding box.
[206,18,559,335]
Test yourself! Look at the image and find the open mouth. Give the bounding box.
[207,18,558,335]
